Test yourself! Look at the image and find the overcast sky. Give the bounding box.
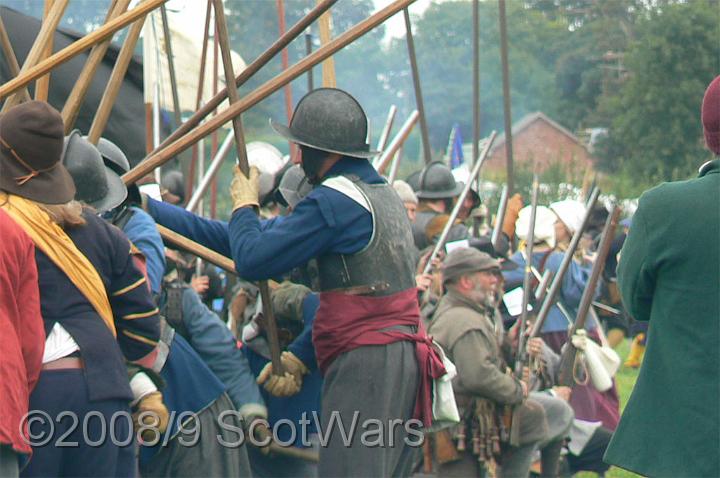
[371,0,433,42]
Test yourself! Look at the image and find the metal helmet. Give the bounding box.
[94,137,130,175]
[270,88,379,158]
[415,161,464,199]
[405,170,421,192]
[161,170,185,204]
[276,164,312,209]
[63,130,128,212]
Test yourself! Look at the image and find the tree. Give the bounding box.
[594,1,720,182]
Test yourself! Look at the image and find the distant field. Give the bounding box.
[577,338,642,478]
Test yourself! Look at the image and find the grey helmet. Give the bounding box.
[94,137,130,175]
[277,164,312,209]
[270,88,379,158]
[63,130,128,212]
[415,161,464,199]
[161,170,186,204]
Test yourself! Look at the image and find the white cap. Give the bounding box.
[549,199,586,234]
[515,205,556,248]
[393,180,418,204]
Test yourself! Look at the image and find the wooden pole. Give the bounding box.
[403,8,432,164]
[34,0,56,102]
[0,0,167,101]
[1,0,68,112]
[150,0,338,157]
[317,0,336,87]
[498,0,514,195]
[157,224,236,274]
[472,0,480,175]
[0,14,32,105]
[212,0,284,375]
[122,0,419,186]
[305,29,314,92]
[160,4,182,128]
[62,0,131,133]
[375,110,419,175]
[87,11,148,144]
[375,104,397,153]
[276,0,294,124]
[187,0,213,202]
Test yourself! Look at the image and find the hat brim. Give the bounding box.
[86,167,128,213]
[0,149,76,204]
[416,180,465,199]
[270,119,379,159]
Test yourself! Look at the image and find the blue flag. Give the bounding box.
[448,123,464,169]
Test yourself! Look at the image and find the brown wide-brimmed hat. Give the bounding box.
[0,101,76,204]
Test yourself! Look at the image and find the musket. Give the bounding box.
[557,205,621,387]
[490,185,508,251]
[421,131,497,277]
[528,187,601,339]
[513,174,539,376]
[376,104,397,153]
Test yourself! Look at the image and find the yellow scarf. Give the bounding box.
[0,193,116,336]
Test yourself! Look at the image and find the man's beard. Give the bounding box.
[468,278,497,310]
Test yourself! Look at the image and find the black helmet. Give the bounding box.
[270,88,379,158]
[405,170,421,192]
[93,137,130,175]
[63,130,128,212]
[415,161,464,199]
[161,170,185,204]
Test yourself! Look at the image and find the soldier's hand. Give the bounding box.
[132,391,170,442]
[257,363,301,397]
[552,386,572,402]
[281,351,309,384]
[526,337,544,358]
[230,165,260,211]
[415,273,433,292]
[519,380,529,399]
[190,275,209,295]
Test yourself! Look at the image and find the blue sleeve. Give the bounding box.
[180,288,264,409]
[228,188,372,280]
[124,208,166,295]
[287,292,319,370]
[502,251,525,290]
[554,254,592,309]
[146,197,233,257]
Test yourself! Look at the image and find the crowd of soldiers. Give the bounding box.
[1,75,719,478]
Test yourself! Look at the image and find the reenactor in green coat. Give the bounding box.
[604,75,720,477]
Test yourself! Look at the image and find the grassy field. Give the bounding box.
[577,338,641,478]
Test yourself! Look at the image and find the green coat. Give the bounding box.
[605,160,720,477]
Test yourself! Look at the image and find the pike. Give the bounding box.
[0,0,168,101]
[374,110,419,175]
[513,173,539,376]
[557,205,621,387]
[150,0,339,157]
[121,0,420,186]
[497,0,514,194]
[212,0,283,375]
[490,184,509,251]
[403,8,432,165]
[0,14,32,104]
[157,225,236,274]
[528,187,601,339]
[422,131,497,277]
[376,104,398,152]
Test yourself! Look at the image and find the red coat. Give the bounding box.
[0,209,45,455]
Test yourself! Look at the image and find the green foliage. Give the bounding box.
[593,1,720,182]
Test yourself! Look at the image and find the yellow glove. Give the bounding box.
[230,165,261,211]
[132,391,169,442]
[281,351,309,384]
[502,193,524,239]
[257,362,301,397]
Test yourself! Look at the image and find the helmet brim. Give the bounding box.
[270,119,379,159]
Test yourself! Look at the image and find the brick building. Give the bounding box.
[473,112,594,177]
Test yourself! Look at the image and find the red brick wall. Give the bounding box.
[485,119,593,176]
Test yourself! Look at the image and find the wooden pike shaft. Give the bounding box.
[213,0,283,374]
[375,110,419,174]
[160,4,182,127]
[403,8,432,165]
[122,0,417,186]
[151,0,338,157]
[0,0,167,101]
[498,0,514,195]
[87,9,147,145]
[317,0,336,87]
[472,0,480,177]
[156,225,236,274]
[62,0,132,133]
[376,104,397,152]
[35,0,56,102]
[212,0,248,168]
[1,0,68,112]
[0,14,32,104]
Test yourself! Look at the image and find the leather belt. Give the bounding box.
[42,357,84,371]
